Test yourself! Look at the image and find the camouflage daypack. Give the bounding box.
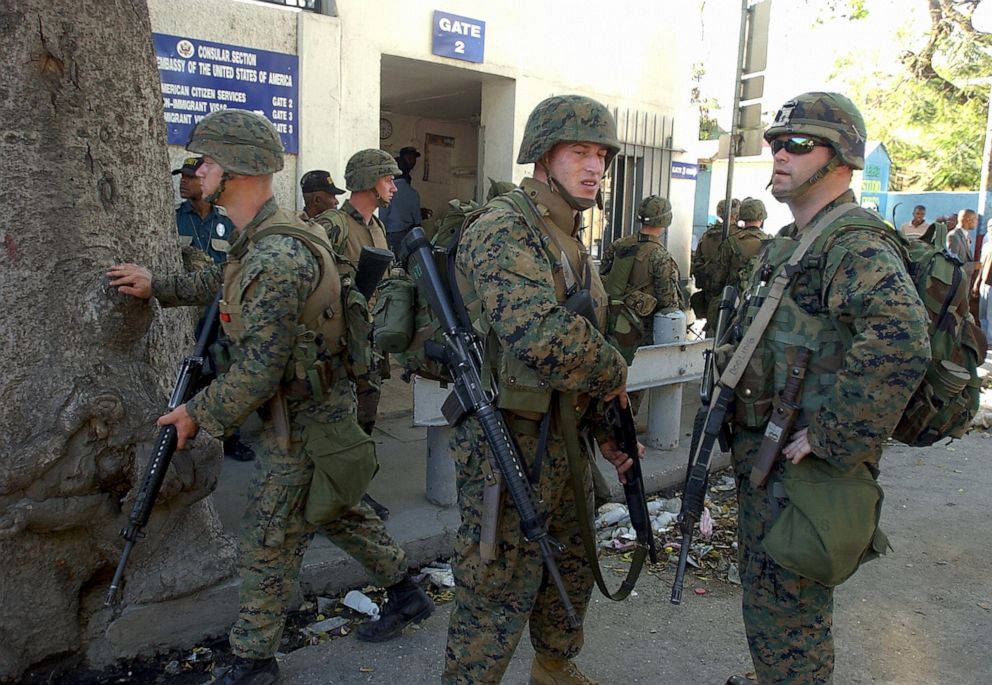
[816,220,986,446]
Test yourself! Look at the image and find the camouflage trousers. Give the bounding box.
[732,430,834,685]
[442,417,595,685]
[230,416,406,660]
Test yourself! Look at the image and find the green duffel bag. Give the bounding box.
[301,417,378,525]
[763,456,889,587]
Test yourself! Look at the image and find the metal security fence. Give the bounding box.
[584,108,676,260]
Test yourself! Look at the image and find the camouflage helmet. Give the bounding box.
[764,92,867,170]
[715,198,740,219]
[517,95,621,166]
[345,149,402,191]
[186,109,284,175]
[636,195,673,227]
[738,197,767,222]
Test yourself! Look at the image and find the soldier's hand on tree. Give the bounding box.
[158,403,199,449]
[782,427,811,464]
[107,263,153,299]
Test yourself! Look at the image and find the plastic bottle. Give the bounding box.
[343,590,380,620]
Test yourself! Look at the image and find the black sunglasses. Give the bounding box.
[770,136,831,155]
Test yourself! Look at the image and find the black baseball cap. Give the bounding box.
[300,170,346,194]
[171,156,203,176]
[398,146,421,158]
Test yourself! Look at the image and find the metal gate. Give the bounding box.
[584,108,676,259]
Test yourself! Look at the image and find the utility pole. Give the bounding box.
[720,0,771,238]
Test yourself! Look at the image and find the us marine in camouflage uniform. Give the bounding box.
[724,93,930,685]
[443,95,636,685]
[716,196,767,298]
[600,194,687,346]
[692,197,739,335]
[309,149,397,435]
[108,111,430,685]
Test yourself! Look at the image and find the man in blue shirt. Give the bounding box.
[173,156,234,265]
[380,147,423,255]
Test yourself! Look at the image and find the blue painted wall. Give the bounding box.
[886,191,991,233]
[692,163,713,248]
[861,144,891,216]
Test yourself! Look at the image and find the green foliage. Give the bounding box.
[824,0,992,190]
[692,61,725,141]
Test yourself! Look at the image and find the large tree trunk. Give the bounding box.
[0,1,235,679]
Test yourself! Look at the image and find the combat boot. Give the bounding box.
[355,576,434,642]
[725,676,757,685]
[362,492,390,520]
[529,654,598,685]
[214,656,279,685]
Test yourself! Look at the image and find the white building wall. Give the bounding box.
[148,0,696,264]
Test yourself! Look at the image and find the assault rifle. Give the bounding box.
[105,291,221,606]
[400,227,580,628]
[672,285,737,605]
[562,289,656,566]
[604,400,657,564]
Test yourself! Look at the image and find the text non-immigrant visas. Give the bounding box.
[153,33,300,153]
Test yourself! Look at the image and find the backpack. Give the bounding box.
[374,190,628,383]
[373,202,483,384]
[822,223,986,446]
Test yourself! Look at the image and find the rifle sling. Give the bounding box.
[559,392,646,601]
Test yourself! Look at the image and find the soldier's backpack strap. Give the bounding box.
[502,189,590,296]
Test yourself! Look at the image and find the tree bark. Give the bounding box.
[0,1,234,679]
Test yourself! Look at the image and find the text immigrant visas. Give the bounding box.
[153,33,300,154]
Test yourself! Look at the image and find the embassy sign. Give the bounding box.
[153,33,300,153]
[432,11,485,63]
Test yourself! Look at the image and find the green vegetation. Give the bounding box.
[828,0,991,190]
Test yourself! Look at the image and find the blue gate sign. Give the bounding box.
[153,33,299,154]
[671,161,698,180]
[432,11,485,63]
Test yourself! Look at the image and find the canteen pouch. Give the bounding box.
[734,347,774,429]
[302,417,378,525]
[764,457,888,587]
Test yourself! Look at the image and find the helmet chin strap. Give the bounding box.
[548,176,597,210]
[538,154,603,211]
[768,155,840,202]
[204,172,231,205]
[373,188,390,209]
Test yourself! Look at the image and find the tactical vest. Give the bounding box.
[731,215,891,430]
[220,210,347,401]
[455,188,609,419]
[726,226,765,290]
[311,204,389,275]
[603,233,662,312]
[693,225,725,297]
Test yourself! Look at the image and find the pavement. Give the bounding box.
[213,372,725,597]
[208,371,992,684]
[274,430,992,685]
